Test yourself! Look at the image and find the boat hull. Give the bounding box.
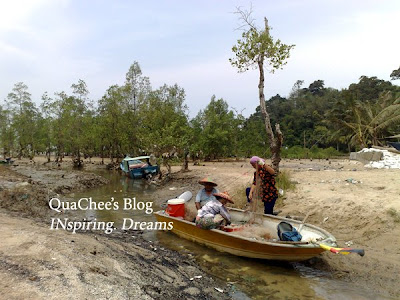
[155,209,335,261]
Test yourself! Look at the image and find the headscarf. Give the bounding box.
[250,156,265,164]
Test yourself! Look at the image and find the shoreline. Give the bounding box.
[0,162,231,299]
[1,157,399,299]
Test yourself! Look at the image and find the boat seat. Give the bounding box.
[129,163,148,169]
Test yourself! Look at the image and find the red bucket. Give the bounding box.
[166,198,185,218]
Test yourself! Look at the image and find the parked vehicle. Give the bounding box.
[120,156,159,179]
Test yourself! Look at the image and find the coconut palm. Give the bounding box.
[327,91,400,150]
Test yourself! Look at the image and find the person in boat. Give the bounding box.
[248,156,278,215]
[195,192,234,229]
[195,177,219,210]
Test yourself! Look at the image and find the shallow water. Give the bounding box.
[68,171,393,300]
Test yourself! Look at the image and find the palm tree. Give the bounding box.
[327,91,400,150]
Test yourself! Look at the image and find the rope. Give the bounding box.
[248,164,263,224]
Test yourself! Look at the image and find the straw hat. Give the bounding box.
[213,192,234,204]
[198,177,218,186]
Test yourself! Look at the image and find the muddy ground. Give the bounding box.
[0,161,231,300]
[1,157,400,299]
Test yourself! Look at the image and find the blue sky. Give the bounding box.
[1,0,399,117]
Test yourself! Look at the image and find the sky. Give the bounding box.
[1,0,399,118]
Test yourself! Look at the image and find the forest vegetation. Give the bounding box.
[1,63,399,167]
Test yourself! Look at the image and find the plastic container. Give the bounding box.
[166,198,185,218]
[177,191,192,202]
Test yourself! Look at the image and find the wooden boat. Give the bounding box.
[120,156,159,179]
[154,208,337,261]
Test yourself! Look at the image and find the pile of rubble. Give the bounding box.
[358,148,400,169]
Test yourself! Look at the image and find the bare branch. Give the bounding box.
[230,106,246,116]
[233,4,257,31]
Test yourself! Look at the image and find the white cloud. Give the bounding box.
[0,40,34,59]
[285,8,400,89]
[0,0,54,31]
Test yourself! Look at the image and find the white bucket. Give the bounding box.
[167,198,186,205]
[177,191,192,202]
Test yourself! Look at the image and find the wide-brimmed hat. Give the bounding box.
[213,192,234,204]
[198,177,218,186]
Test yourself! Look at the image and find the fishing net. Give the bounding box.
[248,164,264,224]
[227,165,275,240]
[184,203,198,221]
[231,225,272,241]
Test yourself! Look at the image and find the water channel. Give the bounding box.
[67,171,392,300]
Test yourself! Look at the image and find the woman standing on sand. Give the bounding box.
[248,156,278,215]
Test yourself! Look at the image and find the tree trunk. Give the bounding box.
[257,57,283,173]
[56,145,63,162]
[17,143,23,159]
[110,143,114,163]
[73,149,83,168]
[163,158,172,174]
[271,124,283,171]
[181,150,189,171]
